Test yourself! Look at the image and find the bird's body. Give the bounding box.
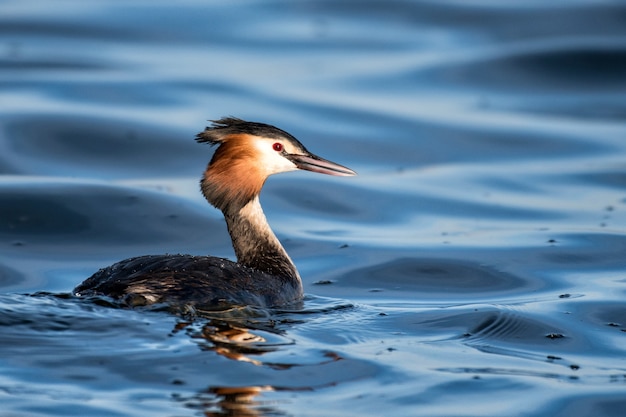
[73,117,355,309]
[74,254,301,308]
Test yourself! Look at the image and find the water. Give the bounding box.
[2,0,626,415]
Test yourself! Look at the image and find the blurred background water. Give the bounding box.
[2,0,626,416]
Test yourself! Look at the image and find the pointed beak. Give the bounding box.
[285,152,356,177]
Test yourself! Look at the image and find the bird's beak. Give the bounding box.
[286,152,356,176]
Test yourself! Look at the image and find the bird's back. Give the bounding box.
[73,254,303,309]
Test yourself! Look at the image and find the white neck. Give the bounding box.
[223,196,300,280]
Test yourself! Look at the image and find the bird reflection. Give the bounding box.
[171,320,290,416]
[174,384,293,417]
[200,322,274,365]
[172,317,293,367]
[170,313,343,416]
[202,385,276,417]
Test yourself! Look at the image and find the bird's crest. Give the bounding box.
[196,117,303,147]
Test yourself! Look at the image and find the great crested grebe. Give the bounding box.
[73,117,356,309]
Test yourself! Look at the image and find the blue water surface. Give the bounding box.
[2,1,626,416]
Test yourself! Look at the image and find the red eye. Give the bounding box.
[272,142,283,152]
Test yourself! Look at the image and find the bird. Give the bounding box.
[73,117,356,309]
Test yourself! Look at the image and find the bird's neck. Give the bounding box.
[223,196,300,281]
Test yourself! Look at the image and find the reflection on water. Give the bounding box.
[2,0,626,416]
[175,385,276,417]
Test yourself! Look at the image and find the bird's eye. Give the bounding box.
[272,142,283,152]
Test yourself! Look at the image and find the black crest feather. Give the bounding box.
[195,117,304,147]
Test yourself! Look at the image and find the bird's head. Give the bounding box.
[196,117,356,211]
